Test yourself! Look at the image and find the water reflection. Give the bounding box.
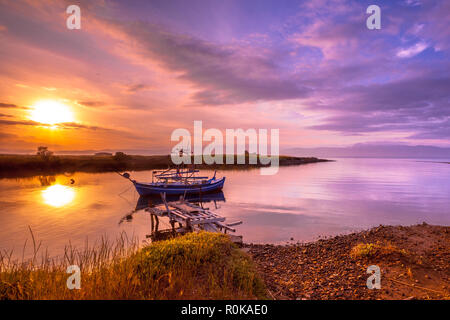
[134,191,226,212]
[115,191,227,241]
[38,175,56,186]
[133,191,227,241]
[118,192,226,226]
[0,159,449,259]
[41,184,75,207]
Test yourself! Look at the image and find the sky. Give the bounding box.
[0,0,449,154]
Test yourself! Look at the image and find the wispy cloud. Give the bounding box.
[404,0,422,7]
[396,42,428,58]
[101,20,311,105]
[0,116,115,132]
[0,102,28,109]
[123,83,153,94]
[77,101,107,108]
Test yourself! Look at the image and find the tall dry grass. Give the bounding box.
[0,231,266,300]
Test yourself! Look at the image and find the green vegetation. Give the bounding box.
[0,232,266,300]
[0,153,330,178]
[350,241,408,259]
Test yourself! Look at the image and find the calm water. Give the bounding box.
[0,158,449,258]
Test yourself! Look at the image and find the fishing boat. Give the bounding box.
[119,168,225,196]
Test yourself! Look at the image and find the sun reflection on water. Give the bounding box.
[42,184,75,207]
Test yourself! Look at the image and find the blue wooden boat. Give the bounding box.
[132,177,225,196]
[119,169,225,196]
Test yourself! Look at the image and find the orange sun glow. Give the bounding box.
[29,101,74,125]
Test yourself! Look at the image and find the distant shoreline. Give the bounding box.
[0,154,331,178]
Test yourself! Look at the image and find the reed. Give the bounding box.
[0,231,266,300]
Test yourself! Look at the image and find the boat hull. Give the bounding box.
[132,177,225,196]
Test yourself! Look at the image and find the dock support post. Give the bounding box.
[186,218,192,232]
[155,215,159,232]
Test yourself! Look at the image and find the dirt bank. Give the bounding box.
[246,223,449,300]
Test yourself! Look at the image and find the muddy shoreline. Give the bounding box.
[245,223,449,300]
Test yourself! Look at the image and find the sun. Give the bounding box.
[29,100,74,125]
[41,184,75,207]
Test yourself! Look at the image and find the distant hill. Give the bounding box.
[2,144,449,159]
[285,144,450,159]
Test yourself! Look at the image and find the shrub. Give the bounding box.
[134,232,266,299]
[351,241,408,259]
[113,152,129,161]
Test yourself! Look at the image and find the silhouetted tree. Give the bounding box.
[113,152,129,161]
[37,146,53,160]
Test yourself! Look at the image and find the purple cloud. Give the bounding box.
[105,21,312,105]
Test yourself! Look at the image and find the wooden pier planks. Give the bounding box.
[145,195,242,239]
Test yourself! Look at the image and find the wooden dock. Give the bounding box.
[145,193,243,243]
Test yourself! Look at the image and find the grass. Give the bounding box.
[0,154,329,178]
[350,241,409,259]
[0,232,266,300]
